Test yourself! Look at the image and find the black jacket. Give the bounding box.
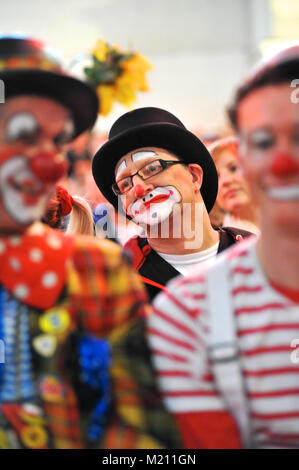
[124,227,253,301]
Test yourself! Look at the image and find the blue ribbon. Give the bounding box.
[78,335,111,442]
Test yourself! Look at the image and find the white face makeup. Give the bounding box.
[4,111,74,148]
[128,185,181,226]
[131,150,157,162]
[0,155,52,225]
[6,112,39,142]
[0,97,74,232]
[115,160,127,180]
[115,150,158,181]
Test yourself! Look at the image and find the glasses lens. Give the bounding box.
[112,183,120,195]
[140,160,163,179]
[116,176,132,194]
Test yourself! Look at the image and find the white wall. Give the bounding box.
[101,50,249,134]
[0,0,271,131]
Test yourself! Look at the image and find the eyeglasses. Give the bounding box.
[112,159,184,195]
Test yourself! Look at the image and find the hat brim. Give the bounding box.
[0,69,98,138]
[92,123,218,213]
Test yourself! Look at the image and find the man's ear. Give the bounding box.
[187,163,203,192]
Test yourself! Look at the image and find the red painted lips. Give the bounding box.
[143,193,170,209]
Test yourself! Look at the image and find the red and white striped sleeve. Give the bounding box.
[147,273,242,449]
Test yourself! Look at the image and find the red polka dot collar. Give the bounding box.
[0,222,74,310]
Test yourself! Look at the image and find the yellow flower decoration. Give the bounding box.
[92,38,107,62]
[121,54,152,92]
[97,84,115,116]
[84,38,152,116]
[115,74,136,107]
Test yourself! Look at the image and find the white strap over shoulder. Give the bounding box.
[206,257,251,448]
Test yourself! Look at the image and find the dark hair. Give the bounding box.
[228,53,299,131]
[42,193,62,228]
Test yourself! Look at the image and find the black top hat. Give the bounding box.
[0,36,98,139]
[92,107,218,213]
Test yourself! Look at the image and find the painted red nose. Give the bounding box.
[270,153,299,177]
[134,184,145,198]
[30,152,69,183]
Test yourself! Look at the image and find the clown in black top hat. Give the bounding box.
[92,106,252,300]
[0,34,99,229]
[0,35,98,139]
[0,35,160,450]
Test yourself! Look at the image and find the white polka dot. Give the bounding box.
[9,257,21,271]
[22,403,42,416]
[42,271,58,288]
[30,224,45,235]
[14,284,29,299]
[47,236,62,250]
[29,248,43,262]
[9,236,21,246]
[0,241,6,254]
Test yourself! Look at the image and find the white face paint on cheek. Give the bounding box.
[0,155,51,225]
[129,185,181,226]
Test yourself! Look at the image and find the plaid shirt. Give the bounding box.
[0,226,181,449]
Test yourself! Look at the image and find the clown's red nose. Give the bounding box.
[134,184,145,198]
[270,153,299,177]
[30,152,69,183]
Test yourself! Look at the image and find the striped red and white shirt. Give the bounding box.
[148,237,299,448]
